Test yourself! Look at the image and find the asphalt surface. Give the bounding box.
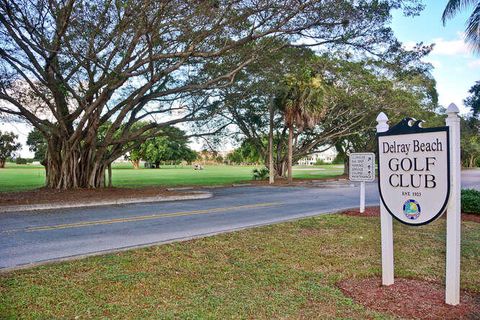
[1,169,479,270]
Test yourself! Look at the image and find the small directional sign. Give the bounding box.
[349,153,375,182]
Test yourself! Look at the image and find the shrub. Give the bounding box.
[15,157,27,165]
[252,167,269,180]
[315,159,327,165]
[461,189,480,214]
[332,154,344,164]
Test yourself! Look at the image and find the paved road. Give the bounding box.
[1,170,479,270]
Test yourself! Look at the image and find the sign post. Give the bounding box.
[349,153,375,213]
[445,103,461,306]
[376,112,394,286]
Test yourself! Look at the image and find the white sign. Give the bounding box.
[377,119,450,226]
[349,153,375,182]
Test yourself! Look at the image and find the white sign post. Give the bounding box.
[349,153,375,213]
[445,103,461,306]
[376,105,461,305]
[376,112,394,286]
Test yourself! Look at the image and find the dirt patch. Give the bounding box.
[338,277,480,319]
[462,213,480,223]
[342,206,380,218]
[342,206,480,223]
[0,187,187,207]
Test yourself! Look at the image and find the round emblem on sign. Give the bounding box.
[403,199,421,220]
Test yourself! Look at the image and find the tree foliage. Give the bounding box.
[130,127,197,168]
[26,128,47,164]
[216,42,437,177]
[465,80,480,117]
[461,80,480,167]
[0,130,21,168]
[227,139,263,165]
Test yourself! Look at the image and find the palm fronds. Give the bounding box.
[442,0,480,53]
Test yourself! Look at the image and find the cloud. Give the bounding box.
[467,59,480,68]
[402,35,470,57]
[430,34,470,56]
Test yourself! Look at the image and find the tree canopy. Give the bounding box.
[0,0,425,188]
[0,130,21,168]
[26,128,47,164]
[213,43,437,176]
[461,80,480,167]
[129,127,197,168]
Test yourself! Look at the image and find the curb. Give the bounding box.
[0,191,212,213]
[231,183,252,187]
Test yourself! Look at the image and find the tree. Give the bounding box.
[442,0,480,53]
[217,44,437,179]
[0,131,21,168]
[227,139,263,165]
[131,127,197,168]
[26,129,47,165]
[128,149,142,170]
[0,0,424,188]
[464,80,480,117]
[461,123,480,167]
[275,71,328,183]
[461,80,480,167]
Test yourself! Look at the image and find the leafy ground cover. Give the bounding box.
[0,163,343,192]
[1,214,478,319]
[462,189,480,214]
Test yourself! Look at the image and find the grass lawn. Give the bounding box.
[0,163,344,192]
[1,214,478,319]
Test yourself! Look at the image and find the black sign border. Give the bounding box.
[376,118,450,226]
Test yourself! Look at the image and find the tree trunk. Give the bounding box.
[45,139,109,189]
[131,160,140,169]
[268,101,275,184]
[343,156,349,176]
[0,159,5,168]
[287,125,293,184]
[272,158,286,178]
[107,163,112,187]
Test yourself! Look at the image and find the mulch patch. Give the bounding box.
[342,206,480,223]
[0,187,186,206]
[338,278,480,319]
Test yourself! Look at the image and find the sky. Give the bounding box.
[391,0,477,114]
[1,1,478,157]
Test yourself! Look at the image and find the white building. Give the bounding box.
[297,147,338,165]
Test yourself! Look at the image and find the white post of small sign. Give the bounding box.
[445,103,461,305]
[376,112,394,286]
[360,181,365,213]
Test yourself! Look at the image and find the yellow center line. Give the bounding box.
[25,202,282,232]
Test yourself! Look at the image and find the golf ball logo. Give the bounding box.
[403,199,421,220]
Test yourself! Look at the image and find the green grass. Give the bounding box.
[1,214,479,319]
[0,163,344,192]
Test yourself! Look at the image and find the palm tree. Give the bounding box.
[276,73,328,184]
[442,0,480,53]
